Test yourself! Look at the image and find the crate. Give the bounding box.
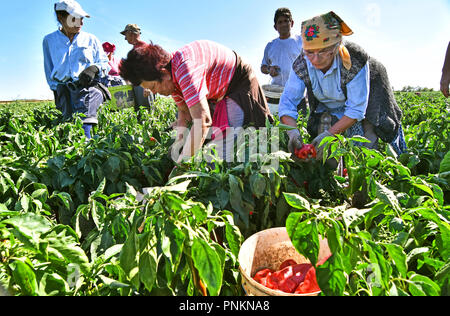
[107,85,135,110]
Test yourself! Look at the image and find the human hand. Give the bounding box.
[269,66,281,77]
[287,129,304,158]
[311,130,334,161]
[79,65,99,88]
[143,88,152,98]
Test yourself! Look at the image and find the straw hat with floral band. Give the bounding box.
[301,11,353,70]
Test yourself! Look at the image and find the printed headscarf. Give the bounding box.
[301,11,354,70]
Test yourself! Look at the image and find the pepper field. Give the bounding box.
[0,92,449,296]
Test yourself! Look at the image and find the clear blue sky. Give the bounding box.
[0,0,449,100]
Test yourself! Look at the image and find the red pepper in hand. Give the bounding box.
[295,144,317,160]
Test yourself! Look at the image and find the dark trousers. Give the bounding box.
[54,83,104,124]
[133,86,154,112]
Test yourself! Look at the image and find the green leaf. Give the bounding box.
[90,200,105,230]
[191,203,208,224]
[435,260,450,285]
[161,222,185,272]
[39,273,70,296]
[249,173,266,199]
[326,220,343,253]
[382,243,408,278]
[439,151,450,173]
[225,221,243,258]
[375,181,401,214]
[191,238,223,296]
[139,248,158,292]
[19,195,30,212]
[408,274,441,296]
[119,226,139,289]
[343,208,371,229]
[94,178,106,195]
[10,260,38,296]
[45,228,91,275]
[361,237,391,292]
[407,247,430,264]
[429,183,444,206]
[412,181,435,198]
[50,191,72,210]
[3,213,53,244]
[98,275,131,289]
[316,253,346,296]
[31,189,48,203]
[283,192,310,211]
[286,213,319,266]
[58,171,75,188]
[413,207,450,260]
[228,174,248,228]
[216,188,229,209]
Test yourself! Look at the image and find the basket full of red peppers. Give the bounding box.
[252,259,321,295]
[239,228,331,296]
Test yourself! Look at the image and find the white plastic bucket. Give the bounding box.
[262,84,284,116]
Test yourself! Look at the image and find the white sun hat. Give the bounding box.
[54,0,90,18]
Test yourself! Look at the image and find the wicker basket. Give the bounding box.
[238,227,331,296]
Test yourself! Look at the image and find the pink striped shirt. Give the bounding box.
[170,40,236,108]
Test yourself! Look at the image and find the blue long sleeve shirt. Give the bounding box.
[43,30,110,91]
[278,54,370,122]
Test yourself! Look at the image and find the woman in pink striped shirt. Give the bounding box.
[120,40,273,163]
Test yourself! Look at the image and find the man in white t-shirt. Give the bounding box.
[261,8,303,87]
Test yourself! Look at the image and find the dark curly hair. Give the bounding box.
[119,42,172,86]
[274,7,293,24]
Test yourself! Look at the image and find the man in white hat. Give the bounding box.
[43,0,110,139]
[54,0,90,19]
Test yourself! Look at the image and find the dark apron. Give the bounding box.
[225,53,274,127]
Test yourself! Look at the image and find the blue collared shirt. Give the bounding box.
[278,54,370,122]
[43,30,110,91]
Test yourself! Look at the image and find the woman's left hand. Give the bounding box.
[312,130,334,161]
[178,98,212,162]
[143,89,152,98]
[79,65,99,88]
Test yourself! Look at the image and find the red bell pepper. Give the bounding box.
[253,259,320,294]
[295,144,317,160]
[253,268,273,284]
[279,259,297,270]
[295,266,321,294]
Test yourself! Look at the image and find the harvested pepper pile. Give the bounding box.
[252,259,320,294]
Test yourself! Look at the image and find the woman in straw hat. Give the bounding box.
[279,11,407,162]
